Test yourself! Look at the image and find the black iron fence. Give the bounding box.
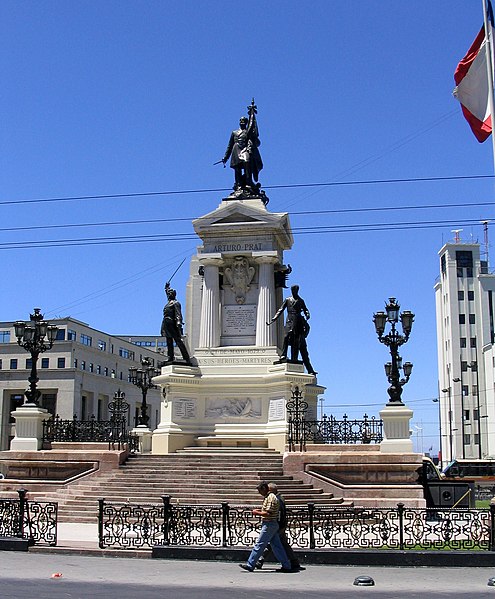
[288,414,383,451]
[42,414,138,450]
[0,489,57,546]
[98,496,495,551]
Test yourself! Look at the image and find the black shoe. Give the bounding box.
[278,567,295,573]
[255,558,264,569]
[239,564,254,572]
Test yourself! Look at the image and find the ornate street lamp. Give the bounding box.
[13,308,58,407]
[373,298,414,405]
[128,357,159,427]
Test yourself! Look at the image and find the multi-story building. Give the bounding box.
[435,241,495,466]
[0,316,164,451]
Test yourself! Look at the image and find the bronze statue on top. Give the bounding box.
[217,99,268,204]
[268,285,317,376]
[161,283,192,365]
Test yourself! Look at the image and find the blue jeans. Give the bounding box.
[247,520,290,570]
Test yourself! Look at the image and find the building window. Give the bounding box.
[26,358,33,369]
[119,347,135,360]
[104,367,109,376]
[111,369,116,378]
[74,358,78,368]
[41,358,49,369]
[441,253,446,274]
[469,314,476,324]
[464,434,471,445]
[0,331,11,343]
[9,394,24,421]
[81,396,87,420]
[67,329,77,341]
[467,267,473,278]
[10,359,17,369]
[461,361,468,372]
[457,267,464,278]
[460,337,466,348]
[462,385,469,396]
[473,384,478,396]
[474,409,479,420]
[41,393,56,415]
[459,314,466,324]
[471,361,478,372]
[458,290,464,301]
[56,329,66,341]
[470,337,477,348]
[465,409,470,421]
[456,250,473,268]
[89,363,94,373]
[57,357,65,368]
[0,359,2,369]
[474,434,480,445]
[98,340,107,351]
[81,334,92,346]
[468,290,474,301]
[81,361,86,370]
[96,365,101,375]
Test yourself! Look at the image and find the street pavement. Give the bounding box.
[1,552,495,599]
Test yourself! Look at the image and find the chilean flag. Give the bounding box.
[454,4,495,142]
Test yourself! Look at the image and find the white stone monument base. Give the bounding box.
[131,426,153,453]
[151,349,324,454]
[379,402,414,454]
[10,406,51,451]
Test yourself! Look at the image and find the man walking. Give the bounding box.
[255,482,302,571]
[239,481,293,573]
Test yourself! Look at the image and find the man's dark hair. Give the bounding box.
[257,481,269,492]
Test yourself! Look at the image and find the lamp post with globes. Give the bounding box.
[373,298,414,405]
[13,308,58,407]
[128,357,159,428]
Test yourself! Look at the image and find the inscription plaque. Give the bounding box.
[173,399,196,420]
[268,398,286,421]
[222,305,257,336]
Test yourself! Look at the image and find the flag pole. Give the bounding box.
[482,0,495,173]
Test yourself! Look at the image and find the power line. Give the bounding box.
[0,217,489,250]
[0,200,492,234]
[0,174,493,207]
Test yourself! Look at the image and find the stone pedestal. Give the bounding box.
[131,426,153,454]
[10,406,51,451]
[151,357,322,454]
[379,403,414,453]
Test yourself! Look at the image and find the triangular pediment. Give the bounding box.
[213,212,262,224]
[193,199,285,230]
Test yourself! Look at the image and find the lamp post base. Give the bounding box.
[10,406,51,451]
[379,403,414,454]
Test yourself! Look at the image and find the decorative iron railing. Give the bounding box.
[42,414,134,449]
[42,389,139,450]
[98,496,495,551]
[302,414,383,445]
[286,385,383,451]
[0,489,57,546]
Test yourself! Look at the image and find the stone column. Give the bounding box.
[254,254,278,347]
[198,257,223,348]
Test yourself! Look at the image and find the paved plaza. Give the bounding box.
[1,551,495,599]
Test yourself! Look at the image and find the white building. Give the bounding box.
[435,241,495,466]
[0,316,164,451]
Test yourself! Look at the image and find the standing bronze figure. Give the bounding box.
[221,98,264,197]
[160,283,191,365]
[268,285,317,375]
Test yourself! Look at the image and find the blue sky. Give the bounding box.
[2,1,494,454]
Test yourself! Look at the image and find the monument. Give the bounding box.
[152,100,323,454]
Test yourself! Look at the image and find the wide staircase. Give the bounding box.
[42,448,352,523]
